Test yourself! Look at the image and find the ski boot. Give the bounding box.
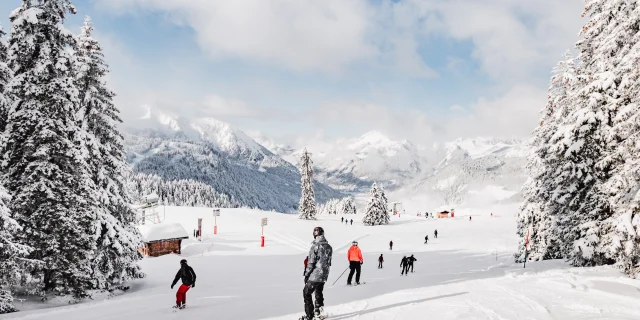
[179,304,186,309]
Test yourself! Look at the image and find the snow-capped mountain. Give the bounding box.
[254,130,429,191]
[254,131,529,207]
[124,108,342,212]
[397,137,529,208]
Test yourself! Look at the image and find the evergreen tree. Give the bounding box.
[2,0,96,298]
[298,148,317,219]
[74,16,143,290]
[585,0,640,275]
[0,24,12,132]
[341,196,356,215]
[0,185,31,314]
[362,183,389,226]
[516,52,578,262]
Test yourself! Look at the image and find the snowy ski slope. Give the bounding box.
[2,205,639,320]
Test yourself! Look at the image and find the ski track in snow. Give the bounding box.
[3,205,640,320]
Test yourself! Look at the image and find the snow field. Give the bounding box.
[2,205,639,320]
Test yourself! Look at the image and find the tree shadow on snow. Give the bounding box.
[328,292,468,320]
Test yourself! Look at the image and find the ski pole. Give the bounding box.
[332,266,349,286]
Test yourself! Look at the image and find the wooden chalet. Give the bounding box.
[138,223,189,257]
[437,211,450,218]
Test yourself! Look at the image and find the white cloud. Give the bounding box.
[201,95,261,118]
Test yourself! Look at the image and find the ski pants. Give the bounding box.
[401,264,409,274]
[347,261,361,284]
[176,284,191,306]
[410,263,414,272]
[303,281,325,318]
[378,261,383,268]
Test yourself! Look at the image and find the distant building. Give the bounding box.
[138,223,189,257]
[437,211,450,218]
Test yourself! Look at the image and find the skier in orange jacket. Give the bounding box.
[346,241,363,285]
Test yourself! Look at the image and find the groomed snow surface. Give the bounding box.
[3,205,640,320]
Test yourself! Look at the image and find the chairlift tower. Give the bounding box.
[136,193,164,225]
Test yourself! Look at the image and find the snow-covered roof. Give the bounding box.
[138,223,189,242]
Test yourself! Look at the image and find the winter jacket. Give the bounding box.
[378,255,384,262]
[347,245,363,262]
[305,235,333,282]
[400,257,408,267]
[172,264,197,287]
[408,256,417,265]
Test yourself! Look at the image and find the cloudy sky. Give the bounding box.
[0,0,585,145]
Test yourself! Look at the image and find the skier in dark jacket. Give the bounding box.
[434,229,438,239]
[378,254,384,269]
[424,235,429,244]
[400,256,409,275]
[389,240,393,250]
[350,219,353,225]
[301,227,333,320]
[171,259,196,309]
[341,217,344,223]
[408,254,417,273]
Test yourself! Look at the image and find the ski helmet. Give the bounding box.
[180,259,187,265]
[313,226,324,238]
[352,241,358,246]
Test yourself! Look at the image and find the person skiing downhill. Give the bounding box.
[400,256,409,275]
[434,229,438,239]
[346,241,363,285]
[408,254,417,273]
[301,227,333,320]
[341,217,344,223]
[350,219,353,225]
[424,235,429,244]
[469,216,472,221]
[171,259,196,309]
[389,240,393,250]
[378,254,384,269]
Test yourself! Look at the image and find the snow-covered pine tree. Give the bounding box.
[341,196,356,215]
[74,16,144,290]
[2,0,96,298]
[0,184,31,314]
[362,183,389,226]
[516,52,578,262]
[298,148,317,219]
[582,0,640,276]
[379,186,389,224]
[0,24,12,133]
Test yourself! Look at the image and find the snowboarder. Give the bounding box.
[378,254,384,269]
[424,235,429,244]
[350,219,353,225]
[346,241,363,285]
[400,256,409,275]
[408,254,417,273]
[301,227,333,320]
[171,259,197,309]
[434,229,438,239]
[389,240,393,250]
[304,256,309,276]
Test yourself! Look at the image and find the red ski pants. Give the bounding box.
[176,284,191,306]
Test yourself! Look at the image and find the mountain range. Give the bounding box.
[122,108,530,212]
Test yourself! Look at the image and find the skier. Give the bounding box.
[469,216,472,221]
[400,256,409,275]
[434,229,438,239]
[424,235,429,244]
[378,254,384,269]
[408,254,417,273]
[301,227,333,320]
[341,217,344,223]
[304,256,309,276]
[350,219,353,225]
[389,240,393,250]
[346,241,363,285]
[171,259,197,309]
